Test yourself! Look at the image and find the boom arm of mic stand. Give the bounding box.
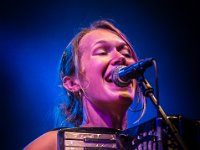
[137,76,188,150]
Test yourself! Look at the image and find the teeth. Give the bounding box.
[105,76,112,82]
[105,71,113,83]
[108,76,113,82]
[108,79,112,82]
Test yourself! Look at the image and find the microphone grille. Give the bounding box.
[112,65,131,87]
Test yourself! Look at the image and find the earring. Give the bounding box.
[67,91,73,98]
[78,90,82,98]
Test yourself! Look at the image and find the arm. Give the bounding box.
[23,130,58,150]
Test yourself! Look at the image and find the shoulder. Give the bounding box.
[23,130,58,150]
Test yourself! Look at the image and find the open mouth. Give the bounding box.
[104,66,132,87]
[105,70,133,88]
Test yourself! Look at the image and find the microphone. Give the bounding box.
[112,58,154,87]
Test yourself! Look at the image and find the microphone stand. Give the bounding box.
[137,75,188,150]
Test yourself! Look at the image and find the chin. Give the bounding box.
[116,92,134,104]
[119,94,133,101]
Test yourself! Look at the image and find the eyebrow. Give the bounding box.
[93,40,108,46]
[93,40,127,47]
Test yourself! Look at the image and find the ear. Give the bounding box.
[63,76,81,92]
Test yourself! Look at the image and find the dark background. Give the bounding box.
[0,0,200,149]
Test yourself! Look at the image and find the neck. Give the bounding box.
[81,96,128,130]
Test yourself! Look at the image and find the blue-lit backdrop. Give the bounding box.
[0,1,199,149]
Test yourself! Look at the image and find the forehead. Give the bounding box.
[79,29,125,52]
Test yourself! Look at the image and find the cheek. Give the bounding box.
[79,57,108,89]
[81,56,108,76]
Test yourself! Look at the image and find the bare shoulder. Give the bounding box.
[23,130,58,150]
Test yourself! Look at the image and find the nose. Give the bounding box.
[110,52,126,66]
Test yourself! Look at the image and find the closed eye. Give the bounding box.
[120,47,132,58]
[93,48,108,55]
